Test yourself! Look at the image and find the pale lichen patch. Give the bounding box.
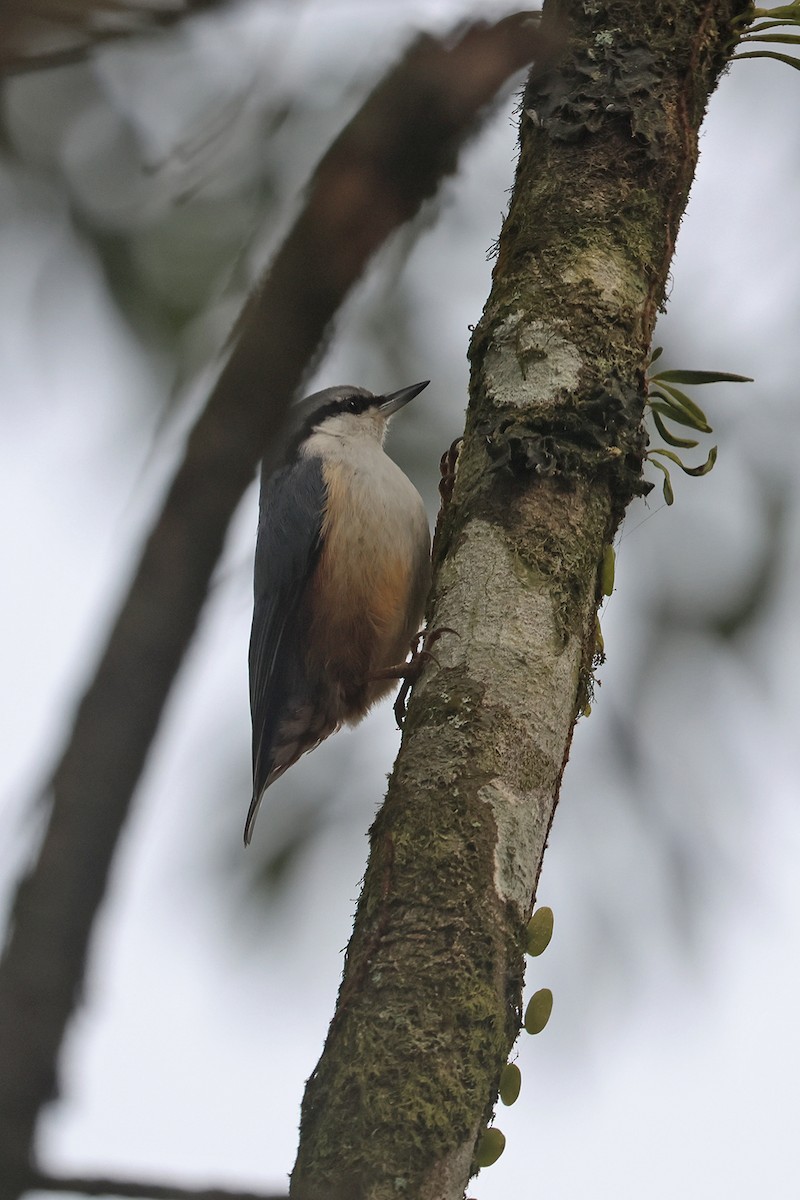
[426,521,583,730]
[416,519,584,919]
[479,777,549,914]
[419,1134,479,1200]
[483,312,582,409]
[562,247,648,309]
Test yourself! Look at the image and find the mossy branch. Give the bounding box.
[289,3,749,1198]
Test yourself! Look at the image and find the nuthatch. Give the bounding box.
[246,381,431,845]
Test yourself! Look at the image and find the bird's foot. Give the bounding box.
[371,627,458,728]
[438,438,463,509]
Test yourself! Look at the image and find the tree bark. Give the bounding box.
[0,17,540,1197]
[290,3,747,1198]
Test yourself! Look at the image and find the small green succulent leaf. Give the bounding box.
[499,1063,522,1106]
[649,446,717,476]
[600,545,615,597]
[526,906,554,956]
[524,988,553,1035]
[648,448,689,467]
[742,31,800,43]
[649,382,710,429]
[651,410,699,449]
[645,355,748,504]
[475,1127,506,1167]
[737,5,800,22]
[680,445,718,476]
[734,49,800,68]
[649,398,712,432]
[653,369,754,385]
[745,19,800,32]
[648,458,674,505]
[648,345,664,366]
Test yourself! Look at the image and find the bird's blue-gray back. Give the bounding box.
[249,453,326,795]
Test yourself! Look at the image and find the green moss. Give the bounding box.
[291,6,751,1195]
[293,670,526,1196]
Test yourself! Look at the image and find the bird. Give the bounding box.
[245,380,432,845]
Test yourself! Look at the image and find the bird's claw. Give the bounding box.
[392,626,459,728]
[439,439,463,508]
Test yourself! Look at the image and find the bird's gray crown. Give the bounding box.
[265,381,428,471]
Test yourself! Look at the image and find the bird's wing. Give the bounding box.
[247,454,326,837]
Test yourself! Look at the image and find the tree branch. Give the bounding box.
[0,0,228,75]
[0,12,543,1195]
[289,2,748,1197]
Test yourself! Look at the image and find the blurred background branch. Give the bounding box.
[0,0,230,75]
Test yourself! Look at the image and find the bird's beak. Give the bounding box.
[379,380,429,417]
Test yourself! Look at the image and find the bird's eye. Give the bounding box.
[346,397,360,413]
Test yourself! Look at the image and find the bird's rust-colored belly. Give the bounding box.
[306,458,429,718]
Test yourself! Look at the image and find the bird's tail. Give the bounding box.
[243,791,263,846]
[243,758,291,845]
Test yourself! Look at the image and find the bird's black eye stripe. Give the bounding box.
[315,394,371,422]
[286,391,375,459]
[343,394,372,415]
